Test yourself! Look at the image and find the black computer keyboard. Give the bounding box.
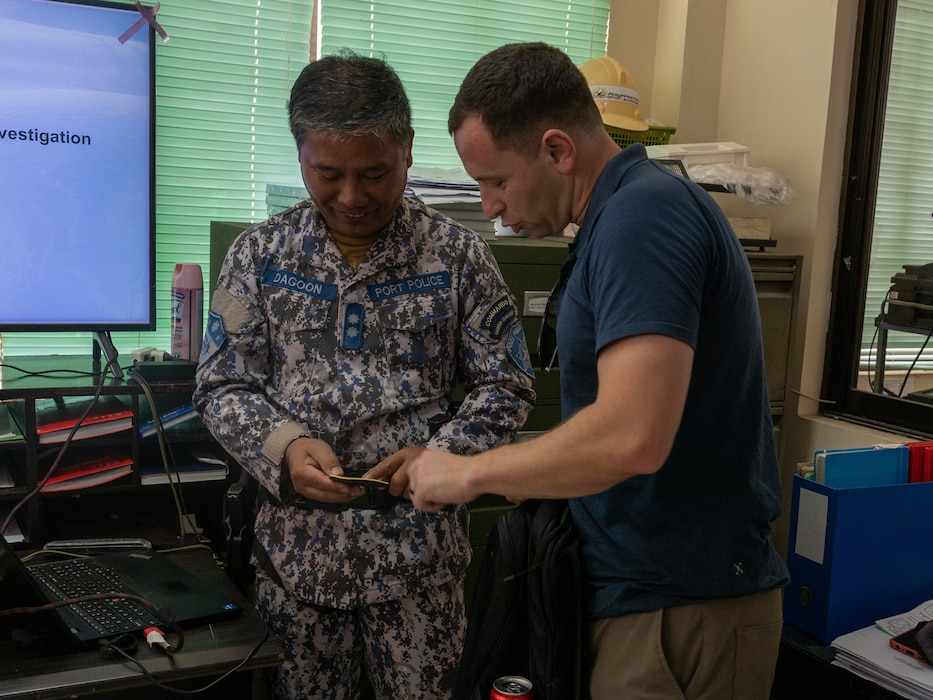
[29,558,160,635]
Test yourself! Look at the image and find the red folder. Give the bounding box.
[907,440,933,482]
[35,395,134,444]
[40,453,134,492]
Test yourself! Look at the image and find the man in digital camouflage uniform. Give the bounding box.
[193,51,535,700]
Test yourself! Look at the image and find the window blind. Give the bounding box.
[3,0,608,360]
[319,0,611,169]
[862,0,933,371]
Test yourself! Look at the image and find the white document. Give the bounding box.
[794,486,828,564]
[877,599,933,637]
[832,623,933,699]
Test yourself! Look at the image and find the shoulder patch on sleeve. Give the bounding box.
[505,323,535,380]
[199,287,253,363]
[478,294,518,340]
[200,310,226,362]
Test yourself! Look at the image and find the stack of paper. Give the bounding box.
[140,447,227,485]
[831,600,933,699]
[0,401,22,442]
[0,504,24,543]
[0,462,13,489]
[407,167,481,204]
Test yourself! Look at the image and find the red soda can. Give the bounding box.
[490,675,534,699]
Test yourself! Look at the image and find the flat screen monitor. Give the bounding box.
[0,0,155,347]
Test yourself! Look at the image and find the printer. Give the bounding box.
[881,262,933,329]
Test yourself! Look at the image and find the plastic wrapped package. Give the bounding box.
[687,163,797,205]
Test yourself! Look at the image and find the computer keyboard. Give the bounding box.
[29,558,160,635]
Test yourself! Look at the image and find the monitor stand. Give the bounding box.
[93,331,124,379]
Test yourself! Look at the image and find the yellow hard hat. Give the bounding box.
[579,56,650,132]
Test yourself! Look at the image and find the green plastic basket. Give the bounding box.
[605,124,676,149]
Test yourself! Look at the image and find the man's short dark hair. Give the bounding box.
[288,50,412,149]
[449,42,604,154]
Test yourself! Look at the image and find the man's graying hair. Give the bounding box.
[288,50,412,149]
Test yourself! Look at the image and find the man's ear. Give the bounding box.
[540,128,576,174]
[405,128,415,167]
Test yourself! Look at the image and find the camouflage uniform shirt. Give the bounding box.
[194,197,535,609]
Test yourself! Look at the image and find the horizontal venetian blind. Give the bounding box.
[3,0,608,360]
[862,0,933,375]
[320,0,611,169]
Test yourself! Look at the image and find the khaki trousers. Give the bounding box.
[589,587,783,700]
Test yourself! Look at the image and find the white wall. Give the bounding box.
[608,0,903,557]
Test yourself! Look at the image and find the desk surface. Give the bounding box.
[0,549,283,699]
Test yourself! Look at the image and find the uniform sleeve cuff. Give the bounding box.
[263,421,314,464]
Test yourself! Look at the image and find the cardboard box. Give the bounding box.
[727,217,771,241]
[646,141,749,167]
[783,475,933,643]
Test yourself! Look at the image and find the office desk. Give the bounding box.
[0,549,284,699]
[770,625,904,700]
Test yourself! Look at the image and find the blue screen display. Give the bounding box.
[0,0,154,330]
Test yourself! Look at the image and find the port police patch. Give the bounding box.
[367,271,451,300]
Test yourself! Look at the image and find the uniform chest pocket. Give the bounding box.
[375,293,454,400]
[273,293,335,397]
